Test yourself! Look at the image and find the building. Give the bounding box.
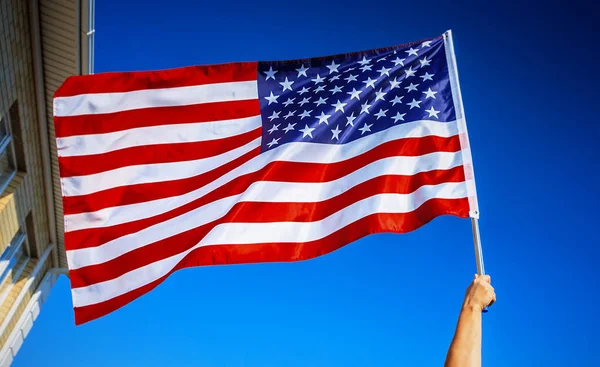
[0,0,94,365]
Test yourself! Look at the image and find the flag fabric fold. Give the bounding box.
[53,31,478,324]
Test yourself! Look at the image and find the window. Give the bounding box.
[0,114,8,140]
[0,228,30,307]
[0,109,18,194]
[25,211,38,258]
[0,229,27,283]
[0,212,35,303]
[8,101,26,171]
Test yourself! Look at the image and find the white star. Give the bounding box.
[299,110,312,119]
[423,88,437,99]
[296,64,309,77]
[317,111,332,125]
[331,125,342,141]
[406,47,419,56]
[392,57,405,66]
[360,101,372,114]
[330,85,343,94]
[332,100,348,112]
[284,110,296,119]
[268,111,280,121]
[391,95,404,106]
[359,64,373,72]
[405,82,419,92]
[283,122,296,133]
[264,92,279,105]
[374,108,388,119]
[344,67,357,73]
[300,124,316,138]
[283,97,295,107]
[314,85,326,93]
[425,106,440,119]
[358,123,373,135]
[374,88,386,101]
[299,97,311,106]
[389,77,401,90]
[392,112,406,123]
[314,96,328,106]
[264,66,277,80]
[279,77,294,92]
[377,56,388,63]
[345,112,357,127]
[267,137,280,148]
[347,88,362,100]
[377,66,392,77]
[421,40,432,48]
[419,57,431,67]
[326,60,340,74]
[330,74,342,81]
[358,56,371,65]
[407,98,422,109]
[405,67,416,78]
[344,74,358,83]
[363,77,377,89]
[298,86,311,95]
[420,72,434,81]
[312,74,325,84]
[268,123,280,134]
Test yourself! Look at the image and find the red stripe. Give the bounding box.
[63,135,461,248]
[72,197,469,325]
[68,166,466,288]
[54,99,260,138]
[63,134,460,215]
[62,147,261,217]
[58,128,261,177]
[54,62,258,98]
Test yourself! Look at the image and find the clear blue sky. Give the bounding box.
[15,0,599,366]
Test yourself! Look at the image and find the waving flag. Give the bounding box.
[54,30,479,324]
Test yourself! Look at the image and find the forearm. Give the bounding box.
[444,305,482,367]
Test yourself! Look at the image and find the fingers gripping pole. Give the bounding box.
[471,218,489,312]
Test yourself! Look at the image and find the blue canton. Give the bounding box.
[257,36,455,152]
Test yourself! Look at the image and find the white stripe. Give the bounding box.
[57,115,262,157]
[53,81,258,117]
[60,137,261,197]
[66,150,464,269]
[71,181,467,307]
[64,119,459,230]
[61,118,456,195]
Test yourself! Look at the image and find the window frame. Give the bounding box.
[0,230,28,283]
[0,111,18,194]
[0,230,30,307]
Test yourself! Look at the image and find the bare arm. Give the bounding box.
[444,275,496,367]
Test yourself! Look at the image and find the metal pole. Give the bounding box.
[443,30,489,309]
[471,218,485,276]
[87,0,95,74]
[471,217,488,312]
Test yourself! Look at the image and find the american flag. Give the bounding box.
[53,31,478,325]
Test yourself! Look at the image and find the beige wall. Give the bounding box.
[38,0,83,268]
[0,0,54,353]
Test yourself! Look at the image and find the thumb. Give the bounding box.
[478,274,491,283]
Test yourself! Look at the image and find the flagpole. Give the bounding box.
[471,217,486,273]
[443,29,489,312]
[471,218,488,312]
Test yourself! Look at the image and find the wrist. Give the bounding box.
[461,301,483,313]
